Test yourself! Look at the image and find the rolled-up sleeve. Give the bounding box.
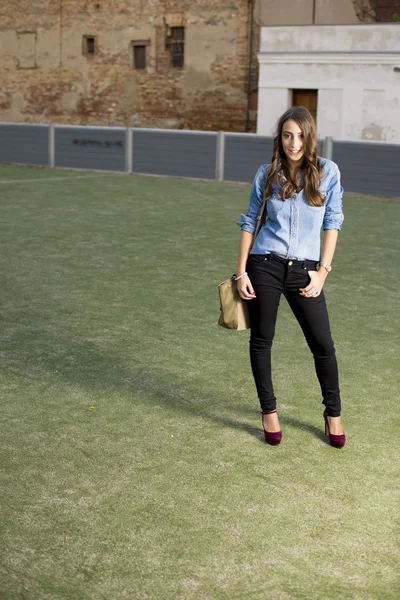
[236,164,267,234]
[323,164,344,230]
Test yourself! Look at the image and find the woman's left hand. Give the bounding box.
[299,270,327,298]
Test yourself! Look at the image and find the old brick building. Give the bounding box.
[0,1,390,132]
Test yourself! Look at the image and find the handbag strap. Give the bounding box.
[252,195,268,246]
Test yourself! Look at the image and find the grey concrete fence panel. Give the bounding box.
[54,126,126,171]
[0,123,399,197]
[0,123,49,166]
[132,129,217,179]
[332,141,400,197]
[224,134,274,183]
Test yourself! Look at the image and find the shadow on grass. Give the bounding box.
[4,326,329,445]
[5,326,266,433]
[229,403,328,444]
[282,416,328,444]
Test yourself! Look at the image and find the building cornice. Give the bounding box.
[258,52,400,65]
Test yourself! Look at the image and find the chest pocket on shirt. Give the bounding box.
[305,199,326,226]
[305,188,326,212]
[306,204,325,212]
[267,194,285,220]
[308,187,326,205]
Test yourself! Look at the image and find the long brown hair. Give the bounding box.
[264,106,324,206]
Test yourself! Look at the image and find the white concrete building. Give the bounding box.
[257,24,400,142]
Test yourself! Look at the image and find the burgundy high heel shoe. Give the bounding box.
[323,410,346,449]
[261,410,282,445]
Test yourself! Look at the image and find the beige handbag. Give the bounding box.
[218,276,250,330]
[218,195,268,330]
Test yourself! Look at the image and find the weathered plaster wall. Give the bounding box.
[0,0,251,130]
[258,0,359,25]
[0,1,371,131]
[257,24,400,142]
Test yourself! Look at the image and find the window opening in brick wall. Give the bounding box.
[83,35,96,55]
[134,45,146,69]
[167,27,184,68]
[131,40,150,70]
[18,32,36,69]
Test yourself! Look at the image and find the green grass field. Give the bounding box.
[0,164,399,600]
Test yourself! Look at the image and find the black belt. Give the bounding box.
[266,253,319,269]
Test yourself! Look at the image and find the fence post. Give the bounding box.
[215,131,225,181]
[126,127,133,173]
[49,124,55,168]
[323,136,333,161]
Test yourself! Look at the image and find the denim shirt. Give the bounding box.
[237,157,344,261]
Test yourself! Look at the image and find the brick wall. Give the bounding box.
[0,1,252,131]
[0,0,367,132]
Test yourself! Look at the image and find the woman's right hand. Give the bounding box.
[237,274,256,300]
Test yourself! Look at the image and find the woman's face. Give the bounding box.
[281,119,304,167]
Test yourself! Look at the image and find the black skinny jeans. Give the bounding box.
[246,253,341,417]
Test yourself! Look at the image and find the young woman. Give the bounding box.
[236,106,345,448]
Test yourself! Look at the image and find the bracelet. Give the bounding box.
[320,263,332,273]
[234,272,248,281]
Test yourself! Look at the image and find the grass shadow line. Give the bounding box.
[281,415,328,444]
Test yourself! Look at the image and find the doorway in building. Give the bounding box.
[292,89,318,122]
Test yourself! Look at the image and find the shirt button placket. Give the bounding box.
[289,196,297,256]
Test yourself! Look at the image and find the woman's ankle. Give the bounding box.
[262,410,280,432]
